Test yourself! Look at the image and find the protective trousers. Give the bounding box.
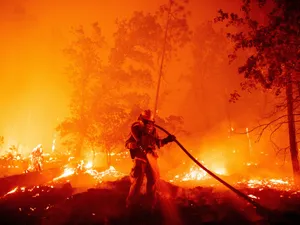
[126,154,159,208]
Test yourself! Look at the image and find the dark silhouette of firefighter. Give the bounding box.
[125,109,176,208]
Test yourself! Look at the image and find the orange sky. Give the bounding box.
[0,0,244,150]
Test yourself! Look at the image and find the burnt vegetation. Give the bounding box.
[1,0,300,224]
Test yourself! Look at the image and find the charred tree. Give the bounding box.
[286,73,300,183]
[106,150,111,168]
[0,136,4,150]
[216,0,300,184]
[154,0,173,117]
[56,24,104,157]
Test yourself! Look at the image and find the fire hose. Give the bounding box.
[154,124,271,218]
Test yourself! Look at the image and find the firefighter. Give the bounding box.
[125,109,176,209]
[31,144,44,172]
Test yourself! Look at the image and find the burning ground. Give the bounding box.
[1,156,300,225]
[1,0,300,224]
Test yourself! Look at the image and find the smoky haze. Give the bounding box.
[0,0,289,177]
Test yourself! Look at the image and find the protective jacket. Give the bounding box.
[125,121,171,161]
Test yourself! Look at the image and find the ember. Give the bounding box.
[237,178,294,191]
[170,161,227,183]
[52,167,75,181]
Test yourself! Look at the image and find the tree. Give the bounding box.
[94,0,191,159]
[0,136,4,149]
[56,23,105,158]
[215,0,300,184]
[57,1,191,166]
[109,0,191,113]
[183,22,235,130]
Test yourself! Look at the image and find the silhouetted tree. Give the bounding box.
[185,22,234,129]
[56,23,105,158]
[0,136,4,149]
[98,0,191,156]
[109,0,191,112]
[57,1,190,165]
[216,0,300,184]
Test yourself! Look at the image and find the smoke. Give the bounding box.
[0,0,292,179]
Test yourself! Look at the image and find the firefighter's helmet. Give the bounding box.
[140,109,155,122]
[33,144,43,153]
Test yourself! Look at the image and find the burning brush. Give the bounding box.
[51,160,125,184]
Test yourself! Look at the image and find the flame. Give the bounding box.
[238,178,293,191]
[86,165,125,183]
[51,159,125,184]
[53,167,75,181]
[0,143,296,200]
[6,186,18,195]
[1,186,26,198]
[171,161,227,183]
[248,194,259,199]
[51,135,56,152]
[84,161,93,169]
[1,185,56,199]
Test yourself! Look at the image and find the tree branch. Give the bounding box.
[233,114,288,135]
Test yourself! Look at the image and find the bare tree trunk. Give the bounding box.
[0,136,4,150]
[286,74,300,185]
[92,149,95,164]
[106,150,111,168]
[154,0,173,118]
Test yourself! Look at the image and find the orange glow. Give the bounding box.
[52,167,75,181]
[0,0,295,195]
[0,0,255,150]
[51,160,125,184]
[170,161,227,183]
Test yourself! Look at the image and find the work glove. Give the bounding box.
[162,134,176,145]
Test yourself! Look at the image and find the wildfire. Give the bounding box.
[1,185,56,199]
[237,178,293,191]
[51,160,125,184]
[5,187,18,195]
[168,160,295,192]
[87,165,125,183]
[52,167,75,181]
[1,144,297,202]
[170,161,227,183]
[1,186,27,199]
